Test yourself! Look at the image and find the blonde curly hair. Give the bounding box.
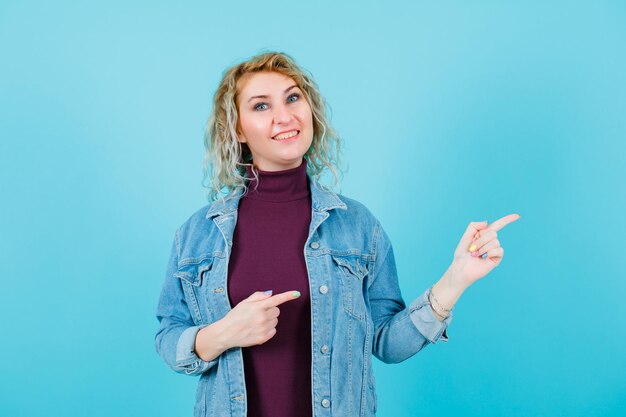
[202,51,343,201]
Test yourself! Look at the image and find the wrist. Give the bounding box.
[195,319,230,361]
[209,318,232,352]
[427,265,468,322]
[444,264,470,293]
[428,291,450,321]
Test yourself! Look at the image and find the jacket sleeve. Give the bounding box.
[154,230,218,375]
[368,221,452,364]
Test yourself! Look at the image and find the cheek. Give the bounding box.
[306,111,314,139]
[240,114,270,137]
[299,104,314,126]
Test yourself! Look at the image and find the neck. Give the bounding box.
[244,159,310,202]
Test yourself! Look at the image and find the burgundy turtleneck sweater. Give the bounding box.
[227,159,313,417]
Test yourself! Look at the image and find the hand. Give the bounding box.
[219,290,301,349]
[448,213,521,289]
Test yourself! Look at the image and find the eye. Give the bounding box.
[254,102,268,111]
[287,93,300,103]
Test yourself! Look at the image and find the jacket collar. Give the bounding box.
[310,178,347,212]
[205,177,346,220]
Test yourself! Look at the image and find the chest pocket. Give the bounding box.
[331,255,368,320]
[174,256,215,325]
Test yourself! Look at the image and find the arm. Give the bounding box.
[155,235,297,372]
[427,215,521,320]
[154,231,219,375]
[368,221,453,364]
[194,319,229,362]
[428,265,468,321]
[369,214,520,363]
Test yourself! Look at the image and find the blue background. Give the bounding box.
[1,1,625,416]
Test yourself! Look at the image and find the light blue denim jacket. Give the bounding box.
[155,178,452,417]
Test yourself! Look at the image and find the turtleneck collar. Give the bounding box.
[244,159,310,202]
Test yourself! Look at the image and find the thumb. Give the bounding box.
[460,221,489,247]
[245,290,274,302]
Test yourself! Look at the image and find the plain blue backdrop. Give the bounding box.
[1,1,625,416]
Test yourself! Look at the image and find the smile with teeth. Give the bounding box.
[272,130,299,140]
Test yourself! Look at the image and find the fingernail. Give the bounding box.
[471,251,479,257]
[263,290,273,296]
[469,244,477,252]
[292,291,301,298]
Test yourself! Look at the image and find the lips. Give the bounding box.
[272,129,300,140]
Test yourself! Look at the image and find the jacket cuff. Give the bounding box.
[408,289,452,344]
[175,325,217,374]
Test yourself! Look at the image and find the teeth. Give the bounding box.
[273,130,298,140]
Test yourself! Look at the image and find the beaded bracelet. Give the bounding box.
[428,286,452,319]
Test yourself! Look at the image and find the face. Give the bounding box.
[236,71,314,171]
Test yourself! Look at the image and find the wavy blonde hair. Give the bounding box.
[202,51,343,201]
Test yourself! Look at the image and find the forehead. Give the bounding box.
[237,71,298,97]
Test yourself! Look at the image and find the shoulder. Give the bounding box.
[178,203,212,231]
[326,192,383,235]
[334,192,379,220]
[319,192,390,258]
[337,194,377,219]
[311,180,373,216]
[171,200,232,260]
[309,179,379,227]
[176,188,242,237]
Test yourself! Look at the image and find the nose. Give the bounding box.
[272,103,293,124]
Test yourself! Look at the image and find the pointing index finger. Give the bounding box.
[264,290,301,308]
[487,213,521,232]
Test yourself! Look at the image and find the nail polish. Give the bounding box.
[469,244,477,252]
[263,290,273,296]
[292,291,301,298]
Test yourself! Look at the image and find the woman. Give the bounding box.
[154,51,520,417]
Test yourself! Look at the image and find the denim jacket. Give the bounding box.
[155,178,452,417]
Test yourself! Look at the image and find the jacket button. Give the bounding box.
[310,241,320,249]
[321,399,330,408]
[320,345,329,353]
[319,285,328,294]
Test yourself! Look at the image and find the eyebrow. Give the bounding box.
[247,84,299,103]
